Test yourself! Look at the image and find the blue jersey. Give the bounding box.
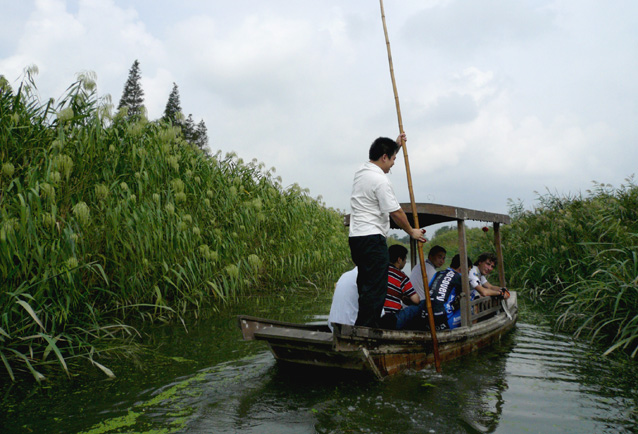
[429,268,463,330]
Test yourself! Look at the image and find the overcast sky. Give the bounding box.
[2,0,637,220]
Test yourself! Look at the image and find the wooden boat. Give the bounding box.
[238,202,516,379]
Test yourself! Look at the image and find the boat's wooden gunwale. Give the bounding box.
[238,315,330,341]
[237,293,517,378]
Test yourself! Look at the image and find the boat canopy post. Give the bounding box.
[457,219,472,327]
[494,223,506,287]
[410,238,417,270]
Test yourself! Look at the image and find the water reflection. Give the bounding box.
[183,327,513,434]
[502,323,638,434]
[185,321,638,434]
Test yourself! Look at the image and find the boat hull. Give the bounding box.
[238,293,518,379]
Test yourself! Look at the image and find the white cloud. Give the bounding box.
[1,0,165,104]
[1,0,637,216]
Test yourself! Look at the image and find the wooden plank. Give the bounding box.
[494,222,506,287]
[470,297,501,321]
[254,327,333,345]
[360,348,384,380]
[343,202,511,228]
[266,344,372,373]
[393,203,511,228]
[238,315,330,340]
[458,219,471,327]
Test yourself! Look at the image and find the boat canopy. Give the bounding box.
[344,202,510,228]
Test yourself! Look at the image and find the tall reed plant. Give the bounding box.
[0,69,351,381]
[502,179,638,358]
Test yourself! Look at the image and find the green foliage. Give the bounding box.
[386,234,408,248]
[502,180,638,358]
[0,70,350,381]
[160,83,208,150]
[427,226,494,264]
[194,119,209,150]
[117,60,145,122]
[162,82,182,125]
[433,225,455,238]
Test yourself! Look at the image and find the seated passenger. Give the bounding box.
[379,245,425,330]
[327,267,358,331]
[469,253,510,300]
[429,254,473,330]
[409,245,446,301]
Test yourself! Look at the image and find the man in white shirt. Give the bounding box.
[469,252,510,300]
[409,245,447,301]
[328,267,358,331]
[348,134,426,328]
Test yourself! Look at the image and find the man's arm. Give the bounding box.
[473,283,501,297]
[389,208,426,242]
[486,281,511,299]
[474,281,510,298]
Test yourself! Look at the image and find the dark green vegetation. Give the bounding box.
[502,181,638,359]
[422,224,493,263]
[423,181,638,360]
[0,70,350,382]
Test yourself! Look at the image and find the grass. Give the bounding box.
[501,179,638,358]
[0,69,351,381]
[421,179,638,360]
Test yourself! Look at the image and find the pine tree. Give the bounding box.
[161,82,209,151]
[194,120,209,150]
[162,82,182,125]
[183,114,196,142]
[117,60,145,121]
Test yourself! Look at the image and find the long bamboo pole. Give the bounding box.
[379,0,441,373]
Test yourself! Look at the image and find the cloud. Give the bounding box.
[402,0,555,55]
[1,0,637,217]
[0,0,165,102]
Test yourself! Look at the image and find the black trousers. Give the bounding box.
[349,235,388,328]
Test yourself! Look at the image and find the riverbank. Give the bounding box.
[0,73,350,382]
[502,180,638,359]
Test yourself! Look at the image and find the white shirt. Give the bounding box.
[349,162,400,237]
[328,268,359,331]
[469,265,488,298]
[409,259,438,300]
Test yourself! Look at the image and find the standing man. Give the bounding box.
[409,245,447,301]
[349,134,426,328]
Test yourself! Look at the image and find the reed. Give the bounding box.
[427,225,494,264]
[501,179,638,358]
[0,70,351,381]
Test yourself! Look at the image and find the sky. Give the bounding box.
[2,0,637,223]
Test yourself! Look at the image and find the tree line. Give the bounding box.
[117,60,209,151]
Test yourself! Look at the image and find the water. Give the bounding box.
[2,290,638,433]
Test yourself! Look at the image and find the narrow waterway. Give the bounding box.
[2,288,637,433]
